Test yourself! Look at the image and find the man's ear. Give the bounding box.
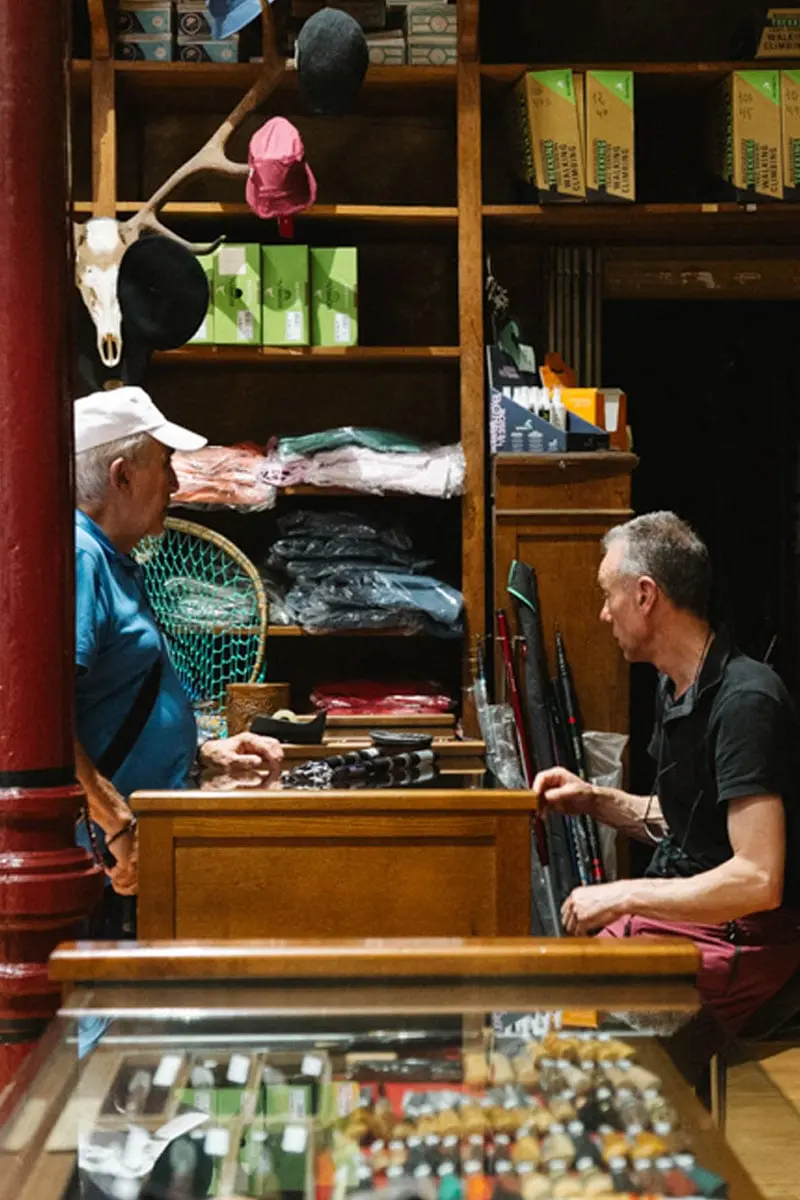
[108,456,131,492]
[637,575,659,613]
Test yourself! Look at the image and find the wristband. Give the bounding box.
[106,818,137,849]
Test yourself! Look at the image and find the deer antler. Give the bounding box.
[122,0,285,253]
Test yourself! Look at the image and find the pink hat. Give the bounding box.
[246,118,317,221]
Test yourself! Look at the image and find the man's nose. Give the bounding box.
[168,466,179,495]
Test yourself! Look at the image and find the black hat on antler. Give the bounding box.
[296,8,369,115]
[118,235,210,350]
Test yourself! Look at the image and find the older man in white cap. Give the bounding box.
[73,387,282,935]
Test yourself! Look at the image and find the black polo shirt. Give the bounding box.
[645,628,800,908]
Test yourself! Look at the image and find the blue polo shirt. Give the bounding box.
[75,511,197,804]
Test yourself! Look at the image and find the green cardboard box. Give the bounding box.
[708,70,783,200]
[782,70,800,198]
[585,70,635,202]
[310,248,358,347]
[507,70,585,202]
[214,243,261,345]
[262,245,310,347]
[189,252,215,344]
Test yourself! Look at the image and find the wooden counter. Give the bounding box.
[131,787,536,940]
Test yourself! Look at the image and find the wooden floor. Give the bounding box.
[727,1045,800,1199]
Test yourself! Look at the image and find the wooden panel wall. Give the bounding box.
[493,454,636,740]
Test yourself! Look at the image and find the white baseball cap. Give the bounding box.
[74,387,207,454]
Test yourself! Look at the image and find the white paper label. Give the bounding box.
[301,1054,324,1078]
[204,1127,230,1158]
[153,1054,183,1088]
[333,313,351,344]
[237,310,255,341]
[218,245,247,276]
[285,310,304,343]
[289,1087,307,1118]
[282,1124,307,1154]
[518,344,537,374]
[227,1054,250,1084]
[337,1083,358,1117]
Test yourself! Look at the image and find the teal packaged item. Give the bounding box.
[278,427,423,457]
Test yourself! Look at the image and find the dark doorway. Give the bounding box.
[604,299,800,795]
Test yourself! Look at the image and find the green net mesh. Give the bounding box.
[133,519,267,738]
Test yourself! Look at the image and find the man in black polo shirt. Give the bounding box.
[534,511,800,1065]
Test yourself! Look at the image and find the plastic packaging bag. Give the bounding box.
[277,426,423,457]
[583,731,628,881]
[285,569,463,636]
[171,445,276,511]
[311,681,453,714]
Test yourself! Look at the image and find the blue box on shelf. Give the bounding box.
[489,387,610,454]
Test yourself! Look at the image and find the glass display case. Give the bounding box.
[0,939,764,1200]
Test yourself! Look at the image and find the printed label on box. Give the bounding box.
[311,248,358,347]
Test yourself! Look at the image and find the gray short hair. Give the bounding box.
[74,433,151,508]
[603,511,711,619]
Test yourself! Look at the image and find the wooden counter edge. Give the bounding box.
[129,788,540,812]
[50,937,700,982]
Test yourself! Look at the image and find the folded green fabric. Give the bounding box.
[278,427,423,457]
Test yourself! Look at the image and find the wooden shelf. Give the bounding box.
[482,60,800,85]
[154,346,460,365]
[268,625,437,638]
[71,60,456,108]
[72,201,459,226]
[483,202,800,244]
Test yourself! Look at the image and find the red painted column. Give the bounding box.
[0,4,104,1084]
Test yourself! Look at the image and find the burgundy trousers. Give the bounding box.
[598,909,800,1079]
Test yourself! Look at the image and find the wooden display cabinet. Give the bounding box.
[132,783,535,940]
[493,452,637,738]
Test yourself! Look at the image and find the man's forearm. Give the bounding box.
[620,855,781,925]
[74,741,131,835]
[592,785,667,843]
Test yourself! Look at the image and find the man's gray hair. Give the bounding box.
[603,511,711,619]
[74,433,151,508]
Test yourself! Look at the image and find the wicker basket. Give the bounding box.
[226,682,292,736]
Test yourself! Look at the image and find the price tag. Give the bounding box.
[237,311,255,342]
[282,1125,307,1154]
[153,1055,182,1088]
[301,1054,324,1078]
[289,1087,307,1118]
[204,1128,230,1158]
[227,1054,250,1085]
[285,311,304,343]
[334,313,352,344]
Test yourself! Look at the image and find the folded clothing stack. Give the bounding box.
[263,427,466,499]
[171,444,277,511]
[310,679,454,713]
[265,510,463,635]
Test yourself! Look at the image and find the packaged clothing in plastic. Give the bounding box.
[264,443,465,498]
[311,681,454,714]
[276,509,413,552]
[171,444,276,511]
[285,569,463,636]
[277,426,423,458]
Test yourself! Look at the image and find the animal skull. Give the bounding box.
[74,218,136,368]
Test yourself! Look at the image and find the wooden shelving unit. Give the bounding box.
[75,7,482,725]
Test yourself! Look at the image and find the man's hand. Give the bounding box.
[562,880,631,935]
[200,732,283,780]
[107,826,138,897]
[533,766,596,815]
